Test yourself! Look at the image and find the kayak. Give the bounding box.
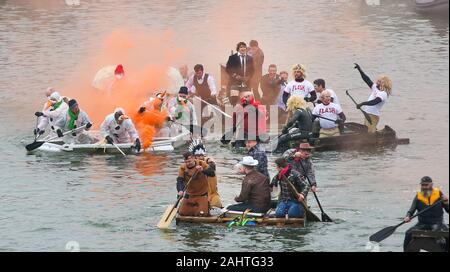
[416,0,449,12]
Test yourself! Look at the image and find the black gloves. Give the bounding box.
[356,103,363,109]
[105,135,114,144]
[138,107,146,114]
[334,119,344,125]
[86,122,92,129]
[56,129,63,138]
[35,112,44,117]
[134,138,141,152]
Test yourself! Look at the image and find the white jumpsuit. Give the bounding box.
[37,102,69,137]
[56,110,96,144]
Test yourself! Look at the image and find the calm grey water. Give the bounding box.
[0,0,448,252]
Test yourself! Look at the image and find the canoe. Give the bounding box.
[176,210,305,227]
[268,123,409,153]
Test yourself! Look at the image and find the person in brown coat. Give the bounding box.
[227,156,271,213]
[177,152,215,217]
[189,139,223,209]
[248,40,264,100]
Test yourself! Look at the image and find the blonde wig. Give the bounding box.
[378,75,392,95]
[291,64,307,78]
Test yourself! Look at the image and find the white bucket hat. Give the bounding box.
[240,156,259,167]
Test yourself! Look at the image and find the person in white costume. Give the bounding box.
[312,90,346,138]
[55,99,95,144]
[35,91,69,138]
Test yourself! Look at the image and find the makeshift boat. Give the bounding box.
[23,130,191,154]
[176,210,305,227]
[415,0,449,12]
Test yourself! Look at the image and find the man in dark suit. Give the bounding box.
[226,42,255,106]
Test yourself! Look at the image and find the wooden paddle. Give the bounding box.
[369,199,444,243]
[157,170,198,229]
[345,90,372,125]
[298,160,333,222]
[25,124,87,151]
[269,121,299,152]
[220,114,245,145]
[281,175,321,222]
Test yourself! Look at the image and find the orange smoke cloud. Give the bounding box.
[62,28,186,147]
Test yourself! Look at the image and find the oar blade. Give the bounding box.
[157,204,178,229]
[369,226,397,243]
[25,141,45,151]
[321,212,333,222]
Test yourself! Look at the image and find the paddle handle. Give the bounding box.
[169,120,205,138]
[282,176,309,209]
[312,114,338,123]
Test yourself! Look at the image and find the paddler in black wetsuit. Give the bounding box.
[403,176,449,251]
